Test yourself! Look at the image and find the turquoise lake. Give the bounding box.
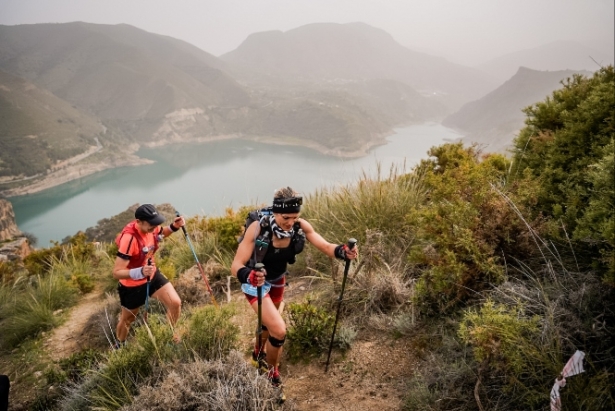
[9,123,461,246]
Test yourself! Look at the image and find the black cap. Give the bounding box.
[135,204,165,226]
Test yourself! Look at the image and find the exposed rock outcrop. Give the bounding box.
[0,237,30,261]
[0,198,21,241]
[0,198,32,261]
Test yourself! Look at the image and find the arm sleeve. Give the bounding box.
[237,266,252,284]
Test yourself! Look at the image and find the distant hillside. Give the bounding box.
[0,69,105,177]
[0,22,249,143]
[221,22,497,110]
[339,78,446,125]
[442,67,589,153]
[478,40,610,81]
[0,22,450,185]
[235,78,446,151]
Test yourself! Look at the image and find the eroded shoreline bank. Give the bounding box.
[0,133,387,198]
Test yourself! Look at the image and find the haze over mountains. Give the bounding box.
[478,40,611,81]
[443,67,590,153]
[221,22,497,110]
[0,20,609,189]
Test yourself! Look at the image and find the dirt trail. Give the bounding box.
[282,336,414,411]
[41,273,414,410]
[231,277,415,411]
[44,285,106,361]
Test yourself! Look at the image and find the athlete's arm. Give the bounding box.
[161,215,185,237]
[300,219,358,260]
[112,256,132,280]
[231,221,265,285]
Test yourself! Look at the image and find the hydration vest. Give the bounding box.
[115,221,161,269]
[238,207,305,267]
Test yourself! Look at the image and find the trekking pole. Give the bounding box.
[325,238,357,372]
[255,263,265,357]
[175,211,219,308]
[144,257,152,323]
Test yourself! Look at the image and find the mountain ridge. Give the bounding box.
[442,67,590,153]
[0,22,449,192]
[478,40,611,81]
[222,22,498,110]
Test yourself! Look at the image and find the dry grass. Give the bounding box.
[119,350,294,411]
[81,292,122,350]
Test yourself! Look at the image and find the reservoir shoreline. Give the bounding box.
[0,132,390,198]
[9,123,461,246]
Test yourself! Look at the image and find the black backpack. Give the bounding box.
[238,206,305,267]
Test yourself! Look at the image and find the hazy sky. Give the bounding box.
[1,0,613,65]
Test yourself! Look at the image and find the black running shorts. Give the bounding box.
[117,269,169,310]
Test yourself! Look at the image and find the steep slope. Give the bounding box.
[222,22,497,110]
[0,23,249,142]
[0,69,105,177]
[0,22,449,194]
[442,67,589,153]
[478,40,611,81]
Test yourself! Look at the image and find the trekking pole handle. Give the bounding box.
[347,238,357,250]
[147,258,152,280]
[254,263,265,288]
[175,210,188,235]
[344,238,357,261]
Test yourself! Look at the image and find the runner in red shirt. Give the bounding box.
[113,204,185,347]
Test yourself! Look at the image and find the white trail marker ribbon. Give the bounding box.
[550,350,585,411]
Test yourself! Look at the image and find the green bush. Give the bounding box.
[205,207,247,253]
[409,144,532,311]
[511,66,615,282]
[45,348,104,385]
[0,260,22,284]
[574,139,615,285]
[0,273,79,349]
[33,272,79,311]
[70,272,95,293]
[184,305,239,360]
[160,226,234,292]
[90,342,153,409]
[458,299,540,375]
[24,232,96,276]
[455,261,615,410]
[286,299,335,362]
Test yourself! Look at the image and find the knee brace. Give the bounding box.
[268,335,286,348]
